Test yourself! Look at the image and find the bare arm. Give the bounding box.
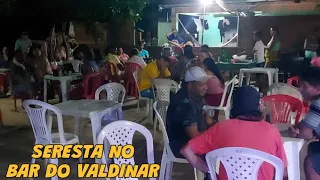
[265,36,275,49]
[185,124,201,139]
[180,145,209,173]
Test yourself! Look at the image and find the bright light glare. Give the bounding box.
[201,0,213,5]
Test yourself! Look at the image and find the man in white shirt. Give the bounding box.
[127,48,147,68]
[253,31,265,67]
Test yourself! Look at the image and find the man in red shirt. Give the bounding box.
[181,86,288,180]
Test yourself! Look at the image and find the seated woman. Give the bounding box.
[202,58,225,121]
[11,50,34,99]
[25,42,53,100]
[0,47,9,96]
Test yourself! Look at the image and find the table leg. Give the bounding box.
[89,112,102,163]
[117,108,123,119]
[60,80,68,102]
[267,72,272,86]
[246,73,251,85]
[239,71,244,87]
[7,72,12,96]
[74,116,80,137]
[275,72,279,83]
[44,80,47,102]
[284,141,302,180]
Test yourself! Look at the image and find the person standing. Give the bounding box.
[253,31,265,67]
[265,26,281,68]
[14,32,32,56]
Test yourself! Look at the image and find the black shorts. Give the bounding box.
[308,141,320,175]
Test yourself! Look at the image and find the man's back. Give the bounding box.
[189,119,287,180]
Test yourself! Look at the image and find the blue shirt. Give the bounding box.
[301,98,320,136]
[166,87,205,157]
[167,34,186,44]
[138,49,149,58]
[81,61,99,76]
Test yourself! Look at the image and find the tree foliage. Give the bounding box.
[0,0,149,22]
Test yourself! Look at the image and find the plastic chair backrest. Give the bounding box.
[124,63,141,97]
[153,101,176,157]
[219,75,237,108]
[23,100,66,144]
[82,72,106,99]
[153,78,179,102]
[95,83,126,104]
[267,83,303,101]
[287,76,300,88]
[96,120,156,180]
[262,94,303,124]
[205,147,284,180]
[133,70,142,97]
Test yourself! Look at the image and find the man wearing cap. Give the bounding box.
[181,86,288,180]
[289,66,320,180]
[14,32,32,55]
[166,66,213,158]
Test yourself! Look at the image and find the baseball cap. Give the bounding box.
[184,66,212,83]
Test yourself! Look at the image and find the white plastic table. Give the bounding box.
[239,68,279,87]
[54,99,123,146]
[44,73,82,102]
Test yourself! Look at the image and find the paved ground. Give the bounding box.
[0,97,308,180]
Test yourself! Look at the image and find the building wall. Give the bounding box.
[238,15,320,52]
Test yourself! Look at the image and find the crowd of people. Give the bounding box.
[3,28,320,180]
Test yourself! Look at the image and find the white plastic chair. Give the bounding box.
[133,70,153,121]
[23,100,81,180]
[203,75,237,120]
[97,120,156,180]
[267,83,303,101]
[153,78,179,102]
[205,147,284,180]
[95,83,126,104]
[153,101,199,180]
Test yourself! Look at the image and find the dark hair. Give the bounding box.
[131,48,139,56]
[84,51,93,61]
[184,45,194,59]
[271,26,280,35]
[201,44,210,51]
[254,31,263,39]
[92,48,102,61]
[21,32,28,36]
[299,66,320,86]
[200,49,211,57]
[202,58,224,84]
[106,46,116,54]
[159,56,171,63]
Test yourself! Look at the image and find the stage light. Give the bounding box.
[201,0,213,6]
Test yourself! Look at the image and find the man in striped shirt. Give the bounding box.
[289,66,320,180]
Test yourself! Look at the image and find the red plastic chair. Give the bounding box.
[262,94,303,124]
[82,72,106,100]
[287,76,300,88]
[124,63,141,98]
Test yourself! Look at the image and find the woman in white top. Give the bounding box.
[127,48,147,68]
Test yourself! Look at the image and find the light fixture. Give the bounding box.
[201,0,213,6]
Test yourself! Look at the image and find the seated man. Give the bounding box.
[166,66,212,158]
[181,86,288,180]
[138,56,171,99]
[11,50,34,99]
[289,66,320,180]
[127,48,147,69]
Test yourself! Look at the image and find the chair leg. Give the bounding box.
[165,161,173,180]
[14,96,17,112]
[159,157,167,180]
[224,110,230,120]
[49,158,59,180]
[136,99,140,120]
[153,116,158,137]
